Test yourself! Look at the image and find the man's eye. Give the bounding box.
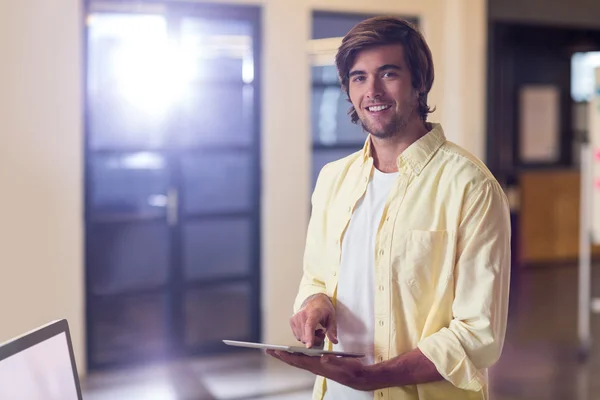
[352,76,365,82]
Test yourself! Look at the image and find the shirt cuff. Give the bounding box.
[417,327,486,392]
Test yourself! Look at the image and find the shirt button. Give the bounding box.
[379,392,384,397]
[379,249,385,256]
[378,355,384,362]
[347,206,352,212]
[379,285,384,291]
[364,176,368,182]
[385,217,390,222]
[379,320,384,327]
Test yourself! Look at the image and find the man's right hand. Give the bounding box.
[289,293,338,348]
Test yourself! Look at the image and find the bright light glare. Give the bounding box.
[242,56,254,84]
[106,152,165,170]
[89,14,195,116]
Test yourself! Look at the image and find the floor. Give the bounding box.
[82,264,600,399]
[83,352,315,399]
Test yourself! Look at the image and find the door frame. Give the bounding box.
[82,0,262,370]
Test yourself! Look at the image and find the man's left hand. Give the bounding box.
[266,350,377,391]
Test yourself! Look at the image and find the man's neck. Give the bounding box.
[370,120,430,173]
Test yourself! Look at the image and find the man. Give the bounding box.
[267,16,511,400]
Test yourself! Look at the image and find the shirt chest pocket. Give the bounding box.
[393,230,455,297]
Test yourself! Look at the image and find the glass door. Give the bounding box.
[84,2,261,369]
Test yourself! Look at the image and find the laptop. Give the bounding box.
[0,319,83,400]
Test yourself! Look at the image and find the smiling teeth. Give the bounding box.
[368,105,390,112]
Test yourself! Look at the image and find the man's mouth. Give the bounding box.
[366,104,392,112]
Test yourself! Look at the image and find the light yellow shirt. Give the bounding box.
[294,123,511,400]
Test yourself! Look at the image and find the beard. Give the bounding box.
[358,100,416,139]
[360,113,407,139]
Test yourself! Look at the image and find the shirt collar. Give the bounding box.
[361,123,446,175]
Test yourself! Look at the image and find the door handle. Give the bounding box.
[167,187,178,226]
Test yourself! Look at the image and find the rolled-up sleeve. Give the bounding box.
[293,165,333,313]
[418,180,512,391]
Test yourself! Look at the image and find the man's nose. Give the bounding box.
[366,78,383,99]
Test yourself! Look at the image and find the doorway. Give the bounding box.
[487,22,600,267]
[84,2,262,369]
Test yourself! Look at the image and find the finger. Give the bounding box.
[266,349,281,360]
[278,352,321,373]
[276,351,304,368]
[289,317,302,341]
[303,316,319,348]
[326,315,338,344]
[314,330,326,342]
[268,350,295,367]
[294,319,306,342]
[320,354,338,365]
[276,351,294,363]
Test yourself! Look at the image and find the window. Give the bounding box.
[571,52,600,102]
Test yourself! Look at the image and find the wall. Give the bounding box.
[0,0,85,370]
[442,0,487,163]
[0,0,486,373]
[490,0,600,29]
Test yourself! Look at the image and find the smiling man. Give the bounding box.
[267,17,511,400]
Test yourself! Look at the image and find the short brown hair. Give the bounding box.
[335,16,435,123]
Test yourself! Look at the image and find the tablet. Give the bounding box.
[222,340,364,358]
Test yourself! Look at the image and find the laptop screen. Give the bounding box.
[0,332,80,400]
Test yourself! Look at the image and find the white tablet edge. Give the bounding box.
[222,340,364,358]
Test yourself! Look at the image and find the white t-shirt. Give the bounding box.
[324,168,399,400]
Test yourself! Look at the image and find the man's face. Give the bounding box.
[348,44,418,138]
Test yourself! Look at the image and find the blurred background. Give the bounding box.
[2,0,600,398]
